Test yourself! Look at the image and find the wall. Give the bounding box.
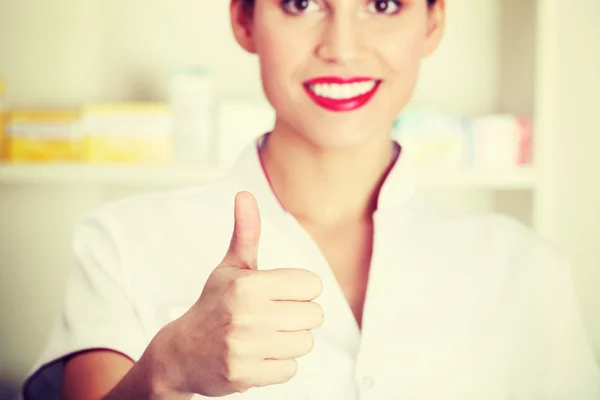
[0,0,501,111]
[536,0,600,357]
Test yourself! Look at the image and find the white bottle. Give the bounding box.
[169,69,214,165]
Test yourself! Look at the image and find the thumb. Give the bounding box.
[223,191,261,270]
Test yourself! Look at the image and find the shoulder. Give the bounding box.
[102,178,235,224]
[407,195,566,274]
[82,176,236,238]
[409,195,534,240]
[73,176,241,276]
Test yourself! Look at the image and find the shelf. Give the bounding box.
[0,163,225,186]
[0,163,538,190]
[415,166,538,190]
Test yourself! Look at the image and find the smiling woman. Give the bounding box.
[230,0,446,151]
[22,0,600,399]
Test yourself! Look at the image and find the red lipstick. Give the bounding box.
[303,76,381,112]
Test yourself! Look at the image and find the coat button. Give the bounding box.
[362,376,375,389]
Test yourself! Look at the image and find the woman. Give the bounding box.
[23,0,600,399]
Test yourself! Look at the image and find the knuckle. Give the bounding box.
[225,335,250,359]
[221,354,234,380]
[230,313,251,330]
[224,335,238,356]
[229,276,248,298]
[222,350,252,390]
[225,275,253,305]
[231,274,254,297]
[224,363,250,392]
[231,379,252,394]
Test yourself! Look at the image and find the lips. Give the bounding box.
[303,76,382,112]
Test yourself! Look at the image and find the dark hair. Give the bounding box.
[242,0,437,10]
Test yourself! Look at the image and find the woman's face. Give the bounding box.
[231,0,445,149]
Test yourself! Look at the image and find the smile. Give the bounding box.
[303,77,382,112]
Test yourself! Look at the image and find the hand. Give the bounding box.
[147,191,324,398]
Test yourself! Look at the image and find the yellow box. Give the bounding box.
[85,135,171,164]
[81,103,172,164]
[7,109,83,162]
[0,109,7,160]
[0,79,8,160]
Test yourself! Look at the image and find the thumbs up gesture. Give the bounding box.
[146,192,324,398]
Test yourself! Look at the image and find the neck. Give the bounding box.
[261,123,396,227]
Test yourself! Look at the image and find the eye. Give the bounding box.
[281,0,322,15]
[366,0,403,15]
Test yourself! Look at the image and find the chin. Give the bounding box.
[266,90,395,152]
[297,118,387,151]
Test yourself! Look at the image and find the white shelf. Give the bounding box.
[0,163,538,190]
[415,167,538,190]
[0,163,225,186]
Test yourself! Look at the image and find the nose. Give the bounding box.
[316,11,361,65]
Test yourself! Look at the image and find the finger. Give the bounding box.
[250,359,298,388]
[261,301,324,332]
[259,330,315,360]
[250,269,323,301]
[222,191,261,270]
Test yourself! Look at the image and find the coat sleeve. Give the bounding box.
[22,207,149,400]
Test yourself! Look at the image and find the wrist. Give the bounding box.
[140,328,193,400]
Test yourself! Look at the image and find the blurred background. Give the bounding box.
[0,0,599,397]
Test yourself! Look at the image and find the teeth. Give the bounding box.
[342,84,352,99]
[314,84,322,97]
[309,80,377,100]
[332,84,343,99]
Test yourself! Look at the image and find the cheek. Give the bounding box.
[370,27,426,118]
[378,27,426,103]
[379,26,426,75]
[255,23,284,75]
[256,36,292,112]
[254,22,311,106]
